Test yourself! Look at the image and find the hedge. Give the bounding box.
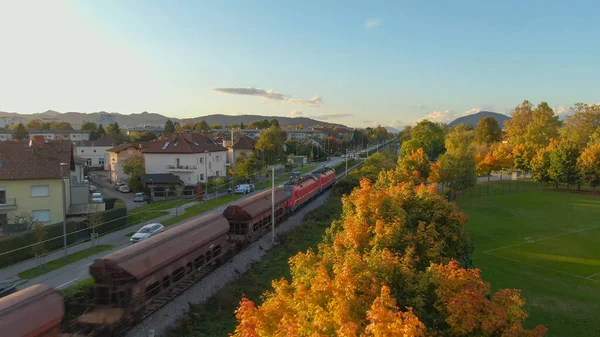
[0,207,127,268]
[61,278,95,330]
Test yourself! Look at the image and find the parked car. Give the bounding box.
[114,182,126,190]
[234,184,255,194]
[92,192,103,203]
[89,185,97,193]
[118,185,131,193]
[133,192,148,203]
[130,223,164,243]
[0,281,16,299]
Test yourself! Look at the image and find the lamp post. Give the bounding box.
[59,162,68,260]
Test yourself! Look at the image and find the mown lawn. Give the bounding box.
[457,181,600,337]
[162,194,242,226]
[168,197,343,337]
[18,245,114,279]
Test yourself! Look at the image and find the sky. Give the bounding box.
[1,1,599,128]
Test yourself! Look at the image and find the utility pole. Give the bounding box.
[345,149,348,177]
[60,162,68,260]
[271,166,275,243]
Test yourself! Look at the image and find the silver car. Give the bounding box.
[130,223,164,243]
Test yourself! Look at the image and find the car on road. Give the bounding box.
[89,185,97,193]
[130,223,164,243]
[133,192,149,203]
[118,185,131,193]
[0,281,16,299]
[114,182,126,190]
[92,192,103,203]
[234,184,255,194]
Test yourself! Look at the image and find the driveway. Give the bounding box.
[88,172,137,209]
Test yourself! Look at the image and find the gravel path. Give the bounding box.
[126,190,333,337]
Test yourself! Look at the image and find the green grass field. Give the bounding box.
[458,181,600,337]
[18,245,114,279]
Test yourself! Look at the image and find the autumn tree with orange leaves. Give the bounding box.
[232,176,546,337]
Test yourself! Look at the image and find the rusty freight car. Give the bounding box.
[224,186,287,245]
[74,213,230,334]
[0,284,64,337]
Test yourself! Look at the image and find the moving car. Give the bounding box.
[133,192,148,203]
[130,223,164,243]
[118,185,131,193]
[114,182,126,190]
[91,192,103,203]
[89,185,97,193]
[234,184,255,194]
[0,281,16,299]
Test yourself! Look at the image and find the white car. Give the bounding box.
[130,223,164,243]
[119,185,131,193]
[89,185,97,193]
[91,192,103,203]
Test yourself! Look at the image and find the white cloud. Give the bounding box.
[212,88,322,106]
[290,109,304,117]
[420,110,455,123]
[312,113,353,121]
[364,18,383,29]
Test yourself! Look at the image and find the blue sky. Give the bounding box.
[0,1,598,128]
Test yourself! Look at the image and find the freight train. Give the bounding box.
[0,167,337,337]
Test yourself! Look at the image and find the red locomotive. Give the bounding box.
[1,167,337,336]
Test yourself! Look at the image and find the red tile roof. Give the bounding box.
[232,135,257,150]
[107,142,149,153]
[143,133,227,154]
[0,141,73,180]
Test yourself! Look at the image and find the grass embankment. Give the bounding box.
[162,194,242,226]
[18,245,114,279]
[168,196,343,337]
[458,180,600,337]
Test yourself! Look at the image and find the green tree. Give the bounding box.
[26,119,46,130]
[96,123,106,136]
[105,122,121,136]
[295,123,304,130]
[255,126,286,165]
[231,152,263,181]
[240,122,245,130]
[129,131,157,142]
[531,146,553,185]
[474,116,502,145]
[194,120,210,132]
[32,223,47,260]
[505,100,560,147]
[437,128,476,199]
[269,119,279,127]
[548,141,580,189]
[398,125,412,145]
[122,155,145,191]
[393,147,430,184]
[512,141,538,174]
[210,124,223,129]
[164,119,176,133]
[81,122,99,140]
[561,103,600,148]
[409,120,445,160]
[182,121,195,131]
[577,144,600,192]
[284,139,297,155]
[504,100,534,146]
[49,121,73,130]
[14,122,28,140]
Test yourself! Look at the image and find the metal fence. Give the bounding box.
[448,180,543,202]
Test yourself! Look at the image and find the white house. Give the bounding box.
[74,135,118,168]
[0,129,91,142]
[143,133,228,186]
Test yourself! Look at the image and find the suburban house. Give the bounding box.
[140,173,184,200]
[74,135,118,168]
[228,135,256,165]
[143,133,228,188]
[124,125,164,137]
[0,137,88,232]
[107,142,148,183]
[0,129,91,142]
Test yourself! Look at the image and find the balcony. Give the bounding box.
[166,164,197,172]
[0,198,17,210]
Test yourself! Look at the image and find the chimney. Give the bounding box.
[31,135,46,145]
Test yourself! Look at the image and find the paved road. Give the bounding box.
[0,142,392,290]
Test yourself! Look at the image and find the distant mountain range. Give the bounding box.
[0,110,348,129]
[449,111,510,128]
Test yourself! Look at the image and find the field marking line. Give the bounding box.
[484,251,600,284]
[57,277,80,289]
[585,270,600,279]
[484,224,600,254]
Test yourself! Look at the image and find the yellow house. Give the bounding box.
[107,142,148,183]
[0,139,78,229]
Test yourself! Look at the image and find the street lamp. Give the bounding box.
[59,162,68,260]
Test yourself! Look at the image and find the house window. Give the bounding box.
[93,149,96,153]
[72,175,78,183]
[32,210,51,223]
[81,150,84,153]
[0,188,6,204]
[215,156,220,163]
[209,162,211,169]
[176,158,180,167]
[0,213,7,228]
[99,158,105,165]
[31,185,49,197]
[200,174,204,181]
[86,159,92,166]
[199,157,203,164]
